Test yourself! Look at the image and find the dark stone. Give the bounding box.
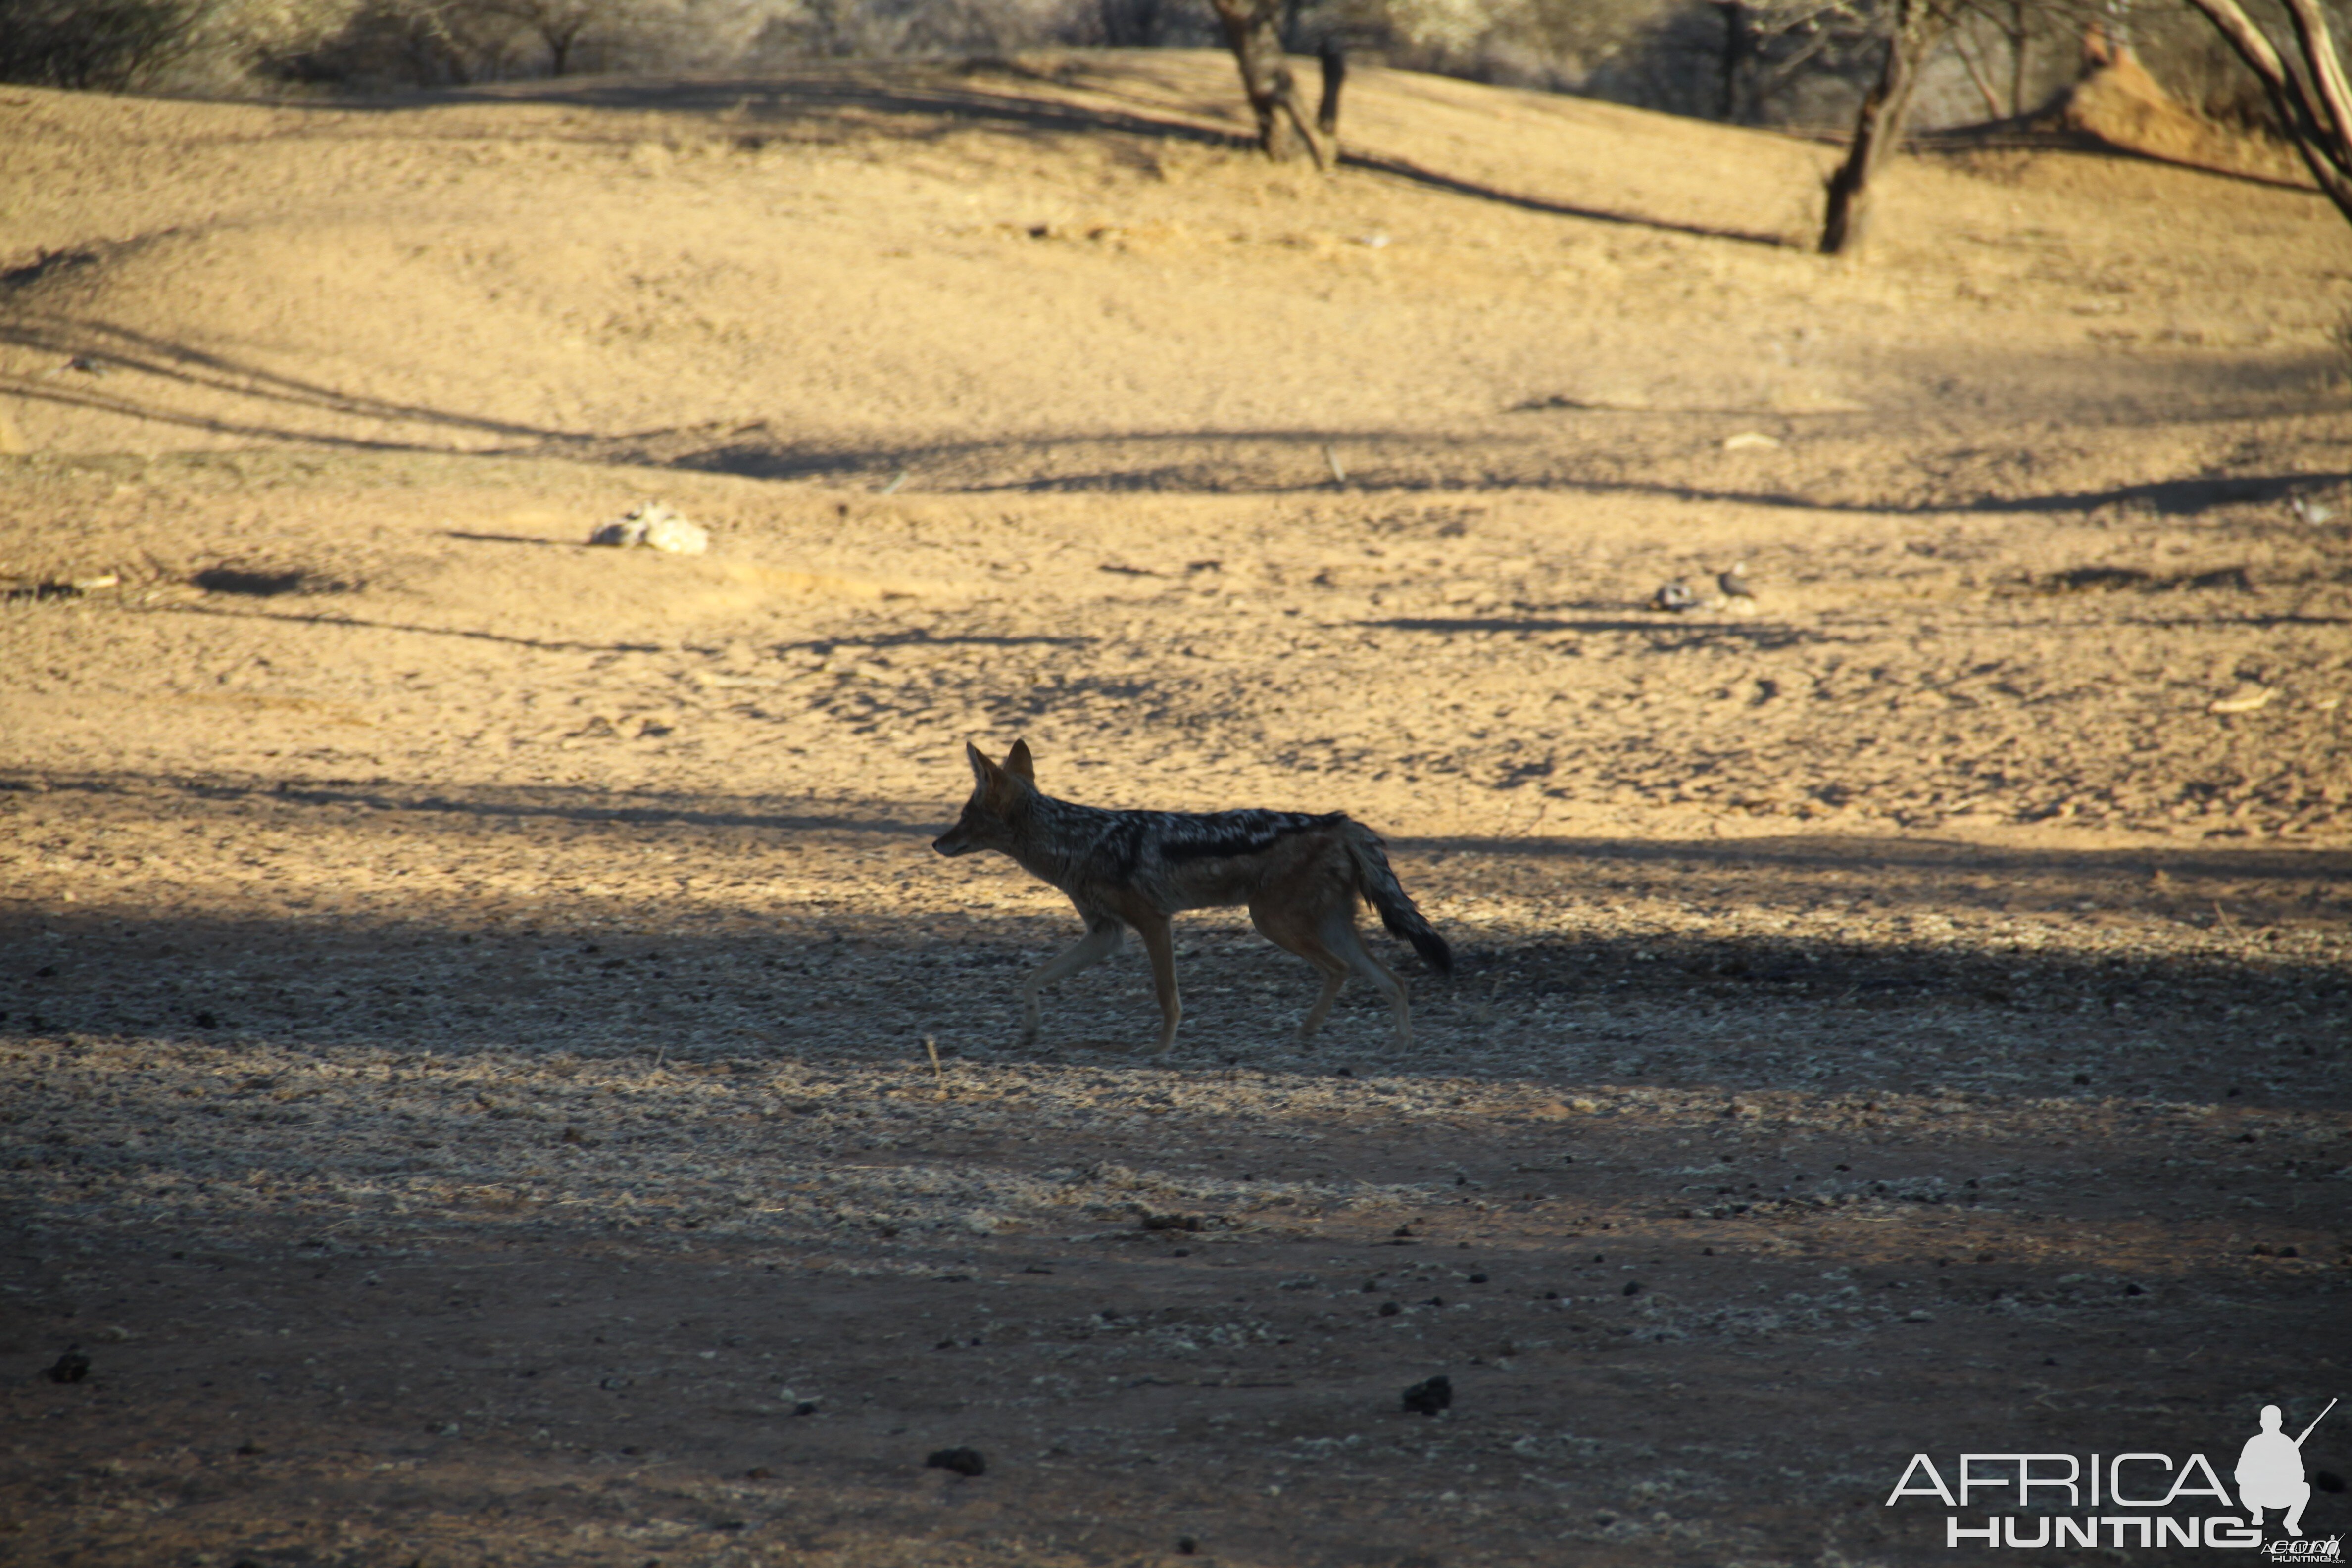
[1401,1375,1451,1416]
[1622,1281,1642,1296]
[927,1446,986,1477]
[44,1352,90,1384]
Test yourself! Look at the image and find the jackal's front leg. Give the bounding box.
[1019,917,1123,1045]
[1133,912,1182,1054]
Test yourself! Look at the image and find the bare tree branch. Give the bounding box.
[2281,0,2352,155]
[2177,0,2352,221]
[1949,26,2007,116]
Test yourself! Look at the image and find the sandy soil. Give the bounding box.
[1,49,2350,1568]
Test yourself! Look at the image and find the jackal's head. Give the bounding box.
[932,739,1036,857]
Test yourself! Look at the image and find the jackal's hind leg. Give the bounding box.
[1020,917,1123,1045]
[1250,900,1353,1043]
[1296,966,1348,1042]
[1323,914,1410,1046]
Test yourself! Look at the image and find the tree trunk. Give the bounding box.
[2007,0,2026,118]
[1207,0,1323,166]
[1819,0,1942,256]
[1316,43,1345,137]
[1714,0,1752,122]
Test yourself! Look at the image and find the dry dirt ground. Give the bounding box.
[1,49,2350,1568]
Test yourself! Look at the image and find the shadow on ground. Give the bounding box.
[4,769,2345,1113]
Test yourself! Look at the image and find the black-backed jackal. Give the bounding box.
[933,740,1452,1053]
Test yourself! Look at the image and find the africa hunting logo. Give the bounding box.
[1885,1398,2338,1550]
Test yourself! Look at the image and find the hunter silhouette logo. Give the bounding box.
[1885,1397,2339,1550]
[2242,1400,2336,1538]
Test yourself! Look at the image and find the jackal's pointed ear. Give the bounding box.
[1004,738,1035,783]
[965,740,999,784]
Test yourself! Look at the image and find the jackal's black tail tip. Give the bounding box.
[1347,823,1452,975]
[1372,900,1452,976]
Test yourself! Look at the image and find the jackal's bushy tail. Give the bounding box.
[1343,823,1453,975]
